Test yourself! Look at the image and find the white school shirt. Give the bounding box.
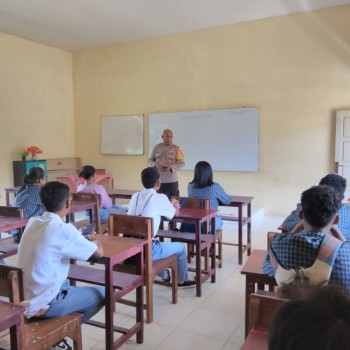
[17,212,97,318]
[127,188,175,237]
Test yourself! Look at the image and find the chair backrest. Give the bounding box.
[172,196,210,210]
[172,196,210,233]
[0,264,25,303]
[71,192,102,233]
[248,292,287,332]
[0,206,24,218]
[108,214,153,274]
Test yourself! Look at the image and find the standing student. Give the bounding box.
[280,174,350,238]
[17,181,105,324]
[78,165,126,223]
[149,129,185,199]
[128,167,196,287]
[11,166,45,243]
[188,161,231,231]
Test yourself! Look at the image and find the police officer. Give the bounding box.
[149,129,185,199]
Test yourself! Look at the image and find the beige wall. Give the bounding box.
[73,5,350,215]
[0,33,74,204]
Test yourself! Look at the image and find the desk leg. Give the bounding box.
[247,203,252,257]
[211,216,216,283]
[6,192,10,206]
[238,204,243,265]
[135,250,144,344]
[195,221,202,297]
[9,320,23,350]
[105,265,114,350]
[244,276,256,338]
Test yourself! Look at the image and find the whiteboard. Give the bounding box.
[101,115,144,155]
[149,108,259,171]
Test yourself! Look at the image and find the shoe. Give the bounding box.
[178,277,196,288]
[51,338,72,350]
[161,269,171,283]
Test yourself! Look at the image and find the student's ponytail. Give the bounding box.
[23,167,45,185]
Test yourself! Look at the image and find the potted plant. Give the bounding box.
[20,150,29,161]
[26,146,43,161]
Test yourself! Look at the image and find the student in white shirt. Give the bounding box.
[128,167,196,287]
[17,181,105,323]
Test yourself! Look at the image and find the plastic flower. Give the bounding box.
[26,146,43,155]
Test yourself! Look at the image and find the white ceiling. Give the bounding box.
[0,0,349,52]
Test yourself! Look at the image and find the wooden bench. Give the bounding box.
[0,264,83,350]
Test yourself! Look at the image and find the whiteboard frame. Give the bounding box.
[101,115,144,155]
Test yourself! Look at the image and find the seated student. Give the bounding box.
[78,165,126,223]
[263,185,350,292]
[11,166,46,243]
[128,167,196,288]
[280,174,350,239]
[17,181,105,325]
[269,285,350,350]
[187,161,231,231]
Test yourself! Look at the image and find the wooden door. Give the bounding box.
[335,110,350,201]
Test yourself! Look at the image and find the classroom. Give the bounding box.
[1,2,350,215]
[1,1,350,349]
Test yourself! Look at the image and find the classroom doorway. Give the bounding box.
[335,110,350,201]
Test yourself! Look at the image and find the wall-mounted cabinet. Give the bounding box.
[46,157,81,182]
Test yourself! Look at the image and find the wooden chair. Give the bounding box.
[0,264,83,350]
[157,196,223,268]
[70,192,108,234]
[0,206,23,218]
[0,206,24,242]
[248,291,287,333]
[108,214,178,324]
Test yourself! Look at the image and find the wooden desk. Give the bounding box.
[71,235,146,349]
[0,242,19,260]
[4,186,20,206]
[0,301,25,350]
[168,207,217,297]
[0,216,28,232]
[220,195,253,265]
[107,189,135,204]
[241,249,276,338]
[240,328,268,350]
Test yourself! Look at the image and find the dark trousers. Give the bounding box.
[158,182,179,200]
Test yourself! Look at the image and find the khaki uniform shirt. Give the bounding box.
[149,143,185,183]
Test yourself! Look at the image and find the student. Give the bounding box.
[269,285,350,350]
[187,161,231,231]
[128,167,196,287]
[17,181,105,325]
[280,174,350,238]
[11,166,46,243]
[263,185,350,292]
[78,165,126,222]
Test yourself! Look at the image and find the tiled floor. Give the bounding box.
[3,214,284,350]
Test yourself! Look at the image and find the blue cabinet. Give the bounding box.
[13,160,48,186]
